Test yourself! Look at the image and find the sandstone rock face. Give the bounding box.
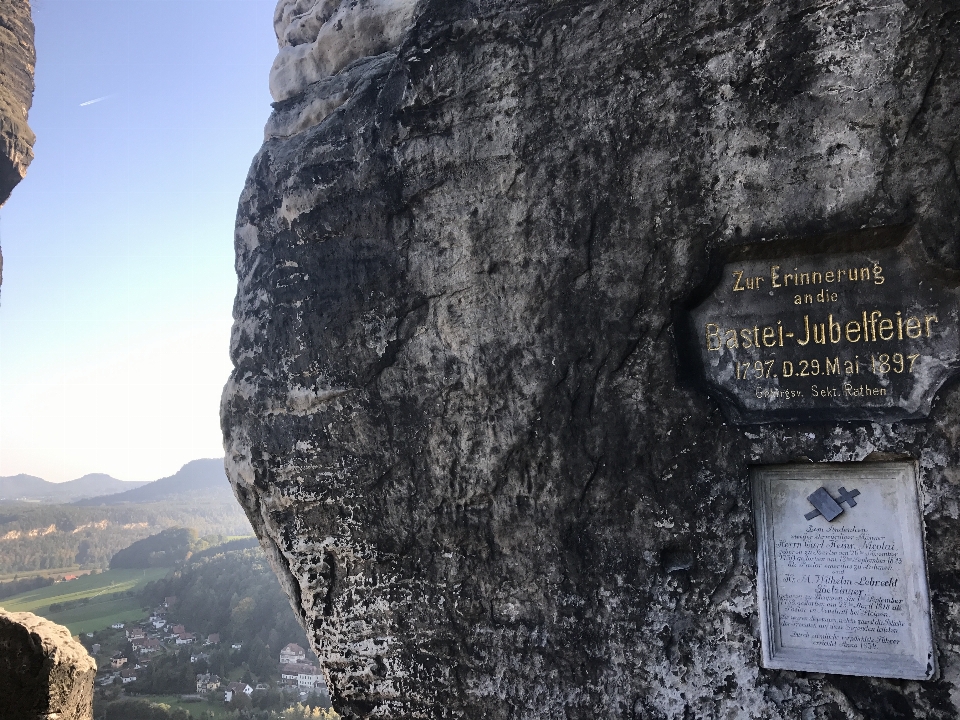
[0,0,35,285]
[0,0,33,203]
[0,610,96,720]
[223,1,960,717]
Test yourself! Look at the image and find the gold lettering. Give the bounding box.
[878,319,894,341]
[826,357,840,375]
[873,263,884,285]
[845,321,861,343]
[723,329,738,349]
[794,295,802,305]
[829,315,841,343]
[825,271,835,282]
[797,316,810,346]
[859,267,870,281]
[706,324,722,350]
[925,315,938,337]
[763,327,776,347]
[812,271,822,284]
[813,323,827,344]
[732,270,745,292]
[798,272,810,285]
[804,294,813,304]
[869,311,881,342]
[897,312,903,340]
[844,360,855,374]
[740,329,754,348]
[771,265,782,288]
[905,317,922,338]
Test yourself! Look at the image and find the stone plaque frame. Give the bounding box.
[679,227,960,424]
[752,462,936,679]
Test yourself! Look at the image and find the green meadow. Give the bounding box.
[0,566,169,633]
[0,566,84,582]
[143,695,235,719]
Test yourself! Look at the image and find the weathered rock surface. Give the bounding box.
[223,1,960,717]
[0,609,96,720]
[0,0,35,286]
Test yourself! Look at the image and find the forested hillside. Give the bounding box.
[109,527,199,569]
[0,501,250,573]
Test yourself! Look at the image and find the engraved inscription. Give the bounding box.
[776,523,908,653]
[752,463,935,680]
[687,240,960,423]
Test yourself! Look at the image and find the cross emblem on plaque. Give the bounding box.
[804,486,861,521]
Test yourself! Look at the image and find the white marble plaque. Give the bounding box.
[752,462,935,679]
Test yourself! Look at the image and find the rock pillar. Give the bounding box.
[0,610,97,720]
[223,2,960,717]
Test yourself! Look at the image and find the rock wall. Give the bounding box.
[0,609,96,720]
[223,1,960,717]
[0,0,35,285]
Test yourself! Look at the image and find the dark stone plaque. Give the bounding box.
[684,234,960,423]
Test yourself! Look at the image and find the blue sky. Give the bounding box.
[0,0,277,482]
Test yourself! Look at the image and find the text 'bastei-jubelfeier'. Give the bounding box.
[686,240,960,423]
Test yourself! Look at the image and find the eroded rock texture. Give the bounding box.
[0,610,96,720]
[0,0,35,285]
[223,1,960,717]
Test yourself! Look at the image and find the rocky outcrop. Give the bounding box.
[0,609,96,720]
[0,0,35,285]
[223,1,960,718]
[0,0,33,204]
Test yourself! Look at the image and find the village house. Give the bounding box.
[132,638,161,655]
[297,666,326,691]
[196,673,221,694]
[280,662,323,688]
[125,626,146,640]
[231,642,242,650]
[176,632,197,645]
[205,633,220,645]
[279,643,307,664]
[280,664,299,686]
[110,622,124,629]
[110,652,127,669]
[170,624,185,635]
[190,651,210,663]
[163,596,177,608]
[120,669,137,684]
[224,682,253,702]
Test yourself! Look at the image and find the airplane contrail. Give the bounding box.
[79,96,110,107]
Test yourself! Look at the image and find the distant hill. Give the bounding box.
[75,459,230,506]
[110,527,199,568]
[0,473,148,503]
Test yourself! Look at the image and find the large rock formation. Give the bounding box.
[0,0,35,285]
[0,609,96,719]
[223,1,960,717]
